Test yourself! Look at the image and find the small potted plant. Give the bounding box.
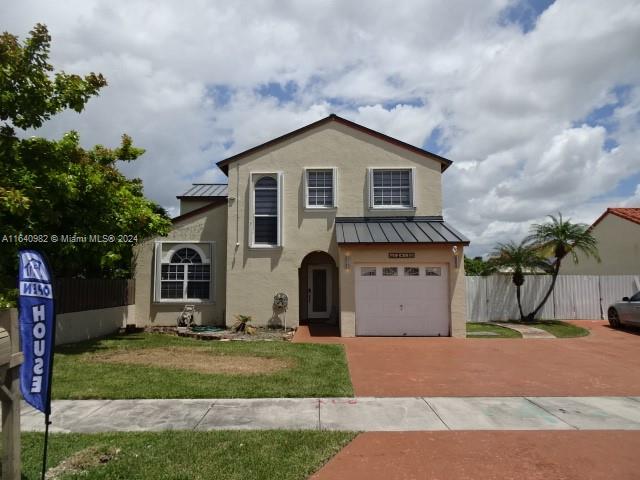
[232,314,256,335]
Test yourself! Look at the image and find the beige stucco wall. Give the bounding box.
[179,199,215,215]
[225,122,446,329]
[338,244,467,337]
[134,204,227,326]
[560,214,640,275]
[1,306,133,346]
[56,305,134,345]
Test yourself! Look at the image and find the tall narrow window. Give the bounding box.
[371,169,413,207]
[253,175,279,245]
[306,169,335,207]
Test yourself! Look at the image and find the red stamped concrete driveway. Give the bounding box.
[295,321,640,396]
[312,431,640,480]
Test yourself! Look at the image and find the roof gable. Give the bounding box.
[590,207,640,230]
[216,114,453,175]
[172,197,227,224]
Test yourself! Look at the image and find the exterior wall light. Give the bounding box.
[344,252,352,271]
[452,245,459,269]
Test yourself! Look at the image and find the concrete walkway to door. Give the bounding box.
[293,321,640,397]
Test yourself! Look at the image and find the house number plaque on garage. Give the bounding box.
[388,253,415,258]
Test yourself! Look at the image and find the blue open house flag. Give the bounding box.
[18,249,56,414]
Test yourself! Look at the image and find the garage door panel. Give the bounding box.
[386,283,409,297]
[355,263,450,337]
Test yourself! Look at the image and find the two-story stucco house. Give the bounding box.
[134,114,470,337]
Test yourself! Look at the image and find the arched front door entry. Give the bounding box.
[299,251,338,324]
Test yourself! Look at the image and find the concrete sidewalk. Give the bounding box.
[21,396,640,433]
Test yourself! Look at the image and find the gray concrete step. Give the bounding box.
[20,396,640,433]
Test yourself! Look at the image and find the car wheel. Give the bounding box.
[608,308,620,328]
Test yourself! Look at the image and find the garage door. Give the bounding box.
[355,264,449,336]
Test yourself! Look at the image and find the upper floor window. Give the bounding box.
[251,173,282,247]
[370,168,414,208]
[155,243,213,302]
[305,168,336,208]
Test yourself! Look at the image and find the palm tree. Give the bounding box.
[489,240,550,321]
[524,213,600,321]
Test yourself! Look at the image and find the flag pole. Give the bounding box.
[41,413,51,480]
[40,256,56,480]
[17,249,57,480]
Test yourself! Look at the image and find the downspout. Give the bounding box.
[236,161,240,248]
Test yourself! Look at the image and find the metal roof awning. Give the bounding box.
[177,184,228,199]
[335,217,470,245]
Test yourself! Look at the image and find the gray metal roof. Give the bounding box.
[178,184,228,198]
[335,217,470,245]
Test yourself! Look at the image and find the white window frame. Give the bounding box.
[153,241,215,303]
[249,172,283,248]
[368,167,416,210]
[304,167,337,209]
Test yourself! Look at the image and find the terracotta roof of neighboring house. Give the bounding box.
[590,207,640,229]
[216,114,453,175]
[171,197,227,224]
[177,184,228,199]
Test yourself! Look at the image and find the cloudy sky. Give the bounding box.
[3,0,640,256]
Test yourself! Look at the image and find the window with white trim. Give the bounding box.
[360,267,377,276]
[155,243,213,301]
[425,267,442,276]
[306,168,336,208]
[251,173,282,247]
[404,267,420,276]
[370,169,414,208]
[382,267,398,276]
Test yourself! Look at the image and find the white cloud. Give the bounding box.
[2,0,640,255]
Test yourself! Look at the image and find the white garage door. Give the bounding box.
[355,264,450,336]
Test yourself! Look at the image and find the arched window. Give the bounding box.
[253,174,280,245]
[171,248,202,264]
[159,244,211,300]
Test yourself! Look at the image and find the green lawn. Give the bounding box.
[526,320,590,338]
[8,431,356,480]
[467,320,589,338]
[53,333,353,399]
[466,323,522,338]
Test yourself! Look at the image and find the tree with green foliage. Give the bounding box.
[0,24,171,294]
[464,255,494,276]
[488,240,550,321]
[523,213,599,321]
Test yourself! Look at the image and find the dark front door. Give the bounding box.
[308,265,330,318]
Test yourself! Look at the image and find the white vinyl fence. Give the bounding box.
[466,275,640,322]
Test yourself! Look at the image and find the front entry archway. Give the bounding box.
[299,251,338,325]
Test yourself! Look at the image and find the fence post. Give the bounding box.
[1,308,23,480]
[484,277,489,322]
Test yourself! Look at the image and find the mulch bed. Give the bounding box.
[142,325,296,342]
